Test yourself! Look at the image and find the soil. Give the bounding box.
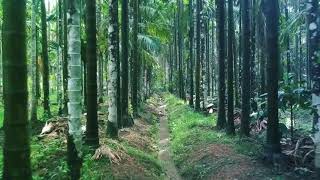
[154,97,182,180]
[187,144,273,180]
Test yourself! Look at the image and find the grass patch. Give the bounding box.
[124,144,163,177]
[31,138,68,179]
[0,94,163,179]
[0,133,162,179]
[0,92,60,129]
[164,94,265,179]
[0,141,2,176]
[0,107,3,128]
[81,150,114,180]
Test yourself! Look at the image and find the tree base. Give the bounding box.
[264,144,284,166]
[122,114,134,128]
[106,121,118,138]
[85,137,99,149]
[67,135,82,180]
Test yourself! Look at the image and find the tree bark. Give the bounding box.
[2,0,32,178]
[107,0,119,138]
[195,0,201,111]
[31,0,38,122]
[227,0,235,135]
[121,0,133,127]
[41,0,51,117]
[67,0,83,178]
[178,0,185,100]
[85,0,99,147]
[201,1,207,109]
[263,0,281,159]
[131,0,140,117]
[240,0,251,136]
[189,0,194,107]
[308,0,320,176]
[62,0,69,115]
[216,0,226,129]
[57,0,63,115]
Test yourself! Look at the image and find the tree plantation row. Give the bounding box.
[1,0,320,179]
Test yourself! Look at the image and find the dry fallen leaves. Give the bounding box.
[92,145,121,165]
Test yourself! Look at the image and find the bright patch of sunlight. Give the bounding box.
[45,0,57,12]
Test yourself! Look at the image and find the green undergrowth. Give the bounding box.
[164,94,266,179]
[0,107,3,128]
[0,93,60,128]
[0,97,163,179]
[0,130,162,180]
[124,143,163,177]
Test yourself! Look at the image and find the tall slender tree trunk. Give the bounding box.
[233,7,239,107]
[36,27,41,100]
[307,13,312,90]
[177,0,185,100]
[227,0,235,135]
[85,0,99,147]
[98,53,104,103]
[216,0,226,129]
[308,0,320,176]
[195,0,201,111]
[107,0,119,138]
[67,0,83,178]
[211,19,216,97]
[240,0,251,136]
[82,40,87,111]
[238,2,242,104]
[2,1,32,178]
[169,44,174,93]
[31,0,38,122]
[131,0,140,117]
[299,26,303,86]
[201,1,207,109]
[41,0,51,117]
[174,11,178,93]
[97,0,102,104]
[250,0,256,97]
[57,0,63,115]
[121,0,133,127]
[62,0,69,115]
[294,0,299,83]
[189,0,194,107]
[257,2,266,94]
[206,20,210,98]
[263,0,281,160]
[285,0,290,82]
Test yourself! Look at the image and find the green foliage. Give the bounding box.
[0,142,2,176]
[37,92,60,120]
[0,105,3,128]
[278,79,311,111]
[165,94,265,179]
[31,138,67,179]
[124,144,163,176]
[81,152,114,179]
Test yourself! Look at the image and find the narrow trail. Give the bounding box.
[156,97,182,180]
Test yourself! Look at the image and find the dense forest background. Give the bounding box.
[1,0,320,179]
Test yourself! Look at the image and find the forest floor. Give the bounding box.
[0,97,165,179]
[0,93,316,179]
[162,93,314,180]
[154,97,181,180]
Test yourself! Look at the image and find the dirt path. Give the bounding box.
[156,98,182,180]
